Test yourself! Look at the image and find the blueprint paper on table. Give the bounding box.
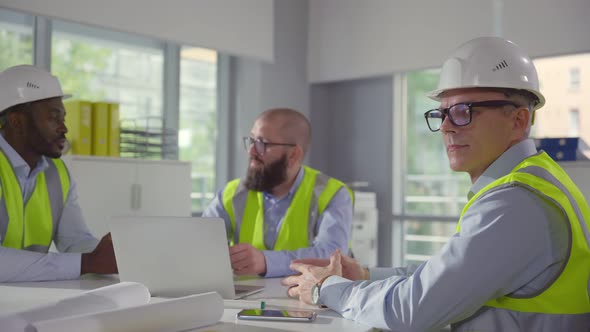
[0,282,223,332]
[32,292,223,332]
[0,282,149,332]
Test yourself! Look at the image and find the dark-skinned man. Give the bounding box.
[0,65,117,282]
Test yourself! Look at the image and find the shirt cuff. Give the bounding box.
[262,250,290,278]
[52,252,84,280]
[318,275,352,308]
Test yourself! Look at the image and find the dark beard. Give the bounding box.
[244,154,288,192]
[24,109,64,159]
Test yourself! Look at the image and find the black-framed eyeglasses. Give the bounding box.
[243,136,296,156]
[423,100,521,132]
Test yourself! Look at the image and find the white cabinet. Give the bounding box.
[351,191,378,267]
[63,156,192,237]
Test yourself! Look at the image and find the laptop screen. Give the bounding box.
[109,216,239,298]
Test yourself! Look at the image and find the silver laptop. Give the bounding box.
[109,216,264,299]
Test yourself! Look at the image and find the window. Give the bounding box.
[398,70,471,265]
[0,8,34,70]
[403,220,457,265]
[533,53,590,157]
[52,20,164,121]
[0,11,220,214]
[179,47,218,212]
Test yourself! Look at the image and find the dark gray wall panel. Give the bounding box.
[310,76,393,265]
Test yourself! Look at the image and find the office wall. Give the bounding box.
[310,76,394,265]
[227,0,310,180]
[308,0,590,83]
[1,0,274,61]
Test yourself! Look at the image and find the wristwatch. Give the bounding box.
[311,275,331,305]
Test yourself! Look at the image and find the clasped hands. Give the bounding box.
[280,249,369,304]
[228,244,369,305]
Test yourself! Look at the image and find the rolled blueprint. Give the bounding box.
[0,282,150,332]
[32,292,223,332]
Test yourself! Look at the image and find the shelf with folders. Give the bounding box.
[119,117,178,160]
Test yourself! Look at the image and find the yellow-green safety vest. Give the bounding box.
[222,166,353,251]
[457,152,590,314]
[0,150,70,253]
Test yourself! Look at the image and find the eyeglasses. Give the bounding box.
[424,100,521,132]
[243,136,296,156]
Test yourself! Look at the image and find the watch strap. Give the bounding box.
[314,274,333,302]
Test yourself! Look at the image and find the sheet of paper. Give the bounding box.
[0,282,149,332]
[0,287,82,314]
[32,291,223,332]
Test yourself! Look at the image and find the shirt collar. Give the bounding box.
[0,133,49,177]
[264,166,305,201]
[468,138,538,199]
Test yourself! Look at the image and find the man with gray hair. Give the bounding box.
[283,37,590,331]
[0,64,117,282]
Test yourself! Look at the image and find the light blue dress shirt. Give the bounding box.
[0,134,99,282]
[202,167,353,277]
[319,139,585,331]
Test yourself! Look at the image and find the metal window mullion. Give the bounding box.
[33,15,51,71]
[162,42,180,160]
[391,73,407,267]
[216,53,231,188]
[493,0,504,37]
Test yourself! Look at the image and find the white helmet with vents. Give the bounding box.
[427,36,545,110]
[0,65,71,114]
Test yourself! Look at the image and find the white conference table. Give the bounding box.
[0,274,378,332]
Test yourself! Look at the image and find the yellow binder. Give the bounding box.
[91,102,109,156]
[108,103,120,157]
[64,100,92,155]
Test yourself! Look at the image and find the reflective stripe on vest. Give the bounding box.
[0,151,70,253]
[457,152,590,314]
[222,166,353,250]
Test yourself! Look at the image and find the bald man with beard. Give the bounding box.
[203,108,353,277]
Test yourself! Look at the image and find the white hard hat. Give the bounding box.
[427,36,545,110]
[0,65,71,114]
